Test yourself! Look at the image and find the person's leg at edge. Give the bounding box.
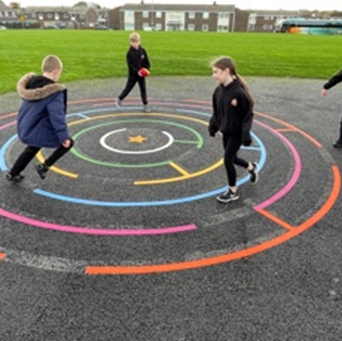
[333,121,342,148]
[117,76,137,105]
[138,77,150,112]
[216,134,241,203]
[36,139,74,179]
[8,146,40,179]
[235,155,258,184]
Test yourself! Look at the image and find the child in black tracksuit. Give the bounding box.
[321,69,342,148]
[209,57,258,204]
[116,32,151,112]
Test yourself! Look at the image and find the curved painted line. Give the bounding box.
[68,112,209,128]
[134,159,224,185]
[0,206,196,235]
[70,118,203,168]
[253,120,301,210]
[135,126,264,185]
[0,134,17,171]
[100,129,175,155]
[32,130,266,207]
[36,152,79,179]
[255,111,322,148]
[85,166,341,275]
[0,112,17,120]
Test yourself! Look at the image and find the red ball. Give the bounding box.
[139,68,150,77]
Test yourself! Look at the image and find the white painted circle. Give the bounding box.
[100,128,174,155]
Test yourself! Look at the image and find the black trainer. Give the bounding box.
[6,172,25,183]
[35,163,49,179]
[216,188,239,204]
[249,162,259,184]
[333,139,342,148]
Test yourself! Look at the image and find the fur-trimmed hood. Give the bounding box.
[17,72,66,101]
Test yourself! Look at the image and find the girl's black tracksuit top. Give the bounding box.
[209,80,254,144]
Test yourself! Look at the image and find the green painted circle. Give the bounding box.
[71,119,204,168]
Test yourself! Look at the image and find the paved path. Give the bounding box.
[0,76,341,340]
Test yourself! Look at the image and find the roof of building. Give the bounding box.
[0,0,9,10]
[249,10,300,16]
[24,6,88,13]
[121,3,235,12]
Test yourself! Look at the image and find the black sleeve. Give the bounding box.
[208,91,219,135]
[239,92,254,144]
[323,69,342,90]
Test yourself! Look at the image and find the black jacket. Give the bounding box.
[126,45,150,76]
[323,69,342,90]
[209,80,254,144]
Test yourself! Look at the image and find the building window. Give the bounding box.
[188,23,195,31]
[47,13,52,19]
[218,12,229,19]
[143,22,149,29]
[55,13,59,20]
[63,13,69,19]
[125,23,134,30]
[202,24,209,31]
[38,13,43,20]
[218,25,228,32]
[143,11,149,18]
[248,13,257,25]
[155,23,162,30]
[202,12,209,20]
[263,24,273,31]
[188,11,195,19]
[156,11,162,18]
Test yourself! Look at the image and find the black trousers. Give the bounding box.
[10,140,74,176]
[119,75,148,105]
[222,133,249,187]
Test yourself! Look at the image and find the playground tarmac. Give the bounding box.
[0,76,342,340]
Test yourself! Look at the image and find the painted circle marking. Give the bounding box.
[100,128,174,155]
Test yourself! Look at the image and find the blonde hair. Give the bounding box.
[41,55,63,73]
[129,32,141,43]
[211,56,252,100]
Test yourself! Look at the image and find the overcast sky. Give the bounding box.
[17,0,342,11]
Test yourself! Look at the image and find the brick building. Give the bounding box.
[0,0,18,26]
[22,6,99,28]
[108,3,236,32]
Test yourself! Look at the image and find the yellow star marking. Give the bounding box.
[129,135,147,143]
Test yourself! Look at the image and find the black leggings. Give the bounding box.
[222,133,249,187]
[10,139,74,176]
[119,75,148,105]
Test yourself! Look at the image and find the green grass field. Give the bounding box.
[0,30,342,94]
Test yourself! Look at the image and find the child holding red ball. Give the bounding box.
[115,32,151,112]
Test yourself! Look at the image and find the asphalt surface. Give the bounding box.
[0,76,342,340]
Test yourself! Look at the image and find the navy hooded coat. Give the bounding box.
[16,72,70,148]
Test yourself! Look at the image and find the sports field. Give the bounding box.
[0,30,342,94]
